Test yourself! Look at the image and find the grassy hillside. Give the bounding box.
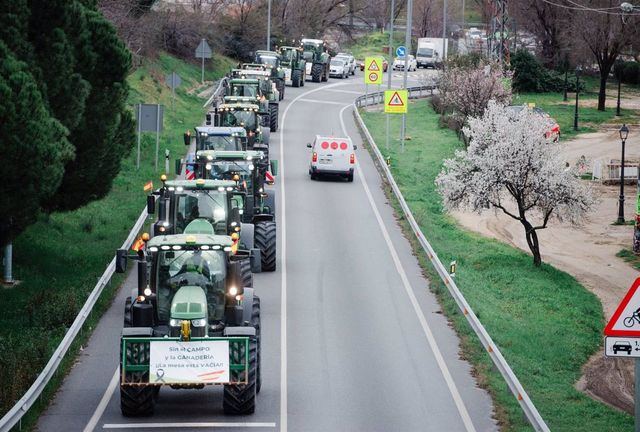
[0,52,234,427]
[360,100,632,431]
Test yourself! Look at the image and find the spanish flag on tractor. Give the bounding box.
[143,181,153,192]
[131,236,146,252]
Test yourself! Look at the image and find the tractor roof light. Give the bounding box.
[246,155,253,161]
[234,226,241,232]
[149,246,159,252]
[161,245,170,250]
[223,246,232,252]
[230,221,238,227]
[160,174,167,182]
[207,154,213,161]
[249,164,255,171]
[172,245,182,250]
[162,221,169,227]
[226,186,233,191]
[201,245,210,250]
[168,187,175,191]
[144,287,152,296]
[176,186,184,192]
[212,245,221,250]
[229,286,238,296]
[218,186,225,191]
[141,232,150,242]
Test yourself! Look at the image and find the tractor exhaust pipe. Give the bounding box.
[137,259,147,297]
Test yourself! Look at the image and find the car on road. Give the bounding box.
[392,55,417,71]
[329,58,349,79]
[467,27,484,40]
[613,341,633,355]
[307,135,357,182]
[505,105,560,142]
[336,53,356,75]
[358,57,389,72]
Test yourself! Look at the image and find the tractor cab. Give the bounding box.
[205,103,270,155]
[147,178,262,273]
[115,225,260,415]
[278,46,306,87]
[254,51,285,100]
[186,126,247,152]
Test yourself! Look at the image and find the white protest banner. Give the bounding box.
[149,340,230,384]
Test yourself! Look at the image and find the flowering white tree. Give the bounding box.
[435,101,595,266]
[437,62,512,131]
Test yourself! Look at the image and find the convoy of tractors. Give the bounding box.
[115,39,351,417]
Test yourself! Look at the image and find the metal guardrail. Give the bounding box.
[355,84,436,108]
[0,208,149,432]
[202,77,228,109]
[353,90,550,432]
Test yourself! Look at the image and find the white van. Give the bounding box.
[307,135,357,182]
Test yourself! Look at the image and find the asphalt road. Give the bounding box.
[37,69,498,432]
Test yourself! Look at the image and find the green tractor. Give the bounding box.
[205,103,270,159]
[146,177,263,279]
[300,38,330,83]
[254,50,285,100]
[186,150,277,272]
[278,46,306,87]
[223,77,279,132]
[184,126,247,152]
[115,223,261,416]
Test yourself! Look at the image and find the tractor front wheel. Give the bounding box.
[269,104,279,132]
[254,221,276,272]
[292,69,302,88]
[223,338,258,414]
[240,257,253,287]
[311,64,323,82]
[120,342,156,417]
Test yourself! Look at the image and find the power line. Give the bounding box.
[540,0,640,15]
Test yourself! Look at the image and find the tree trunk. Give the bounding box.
[521,219,542,266]
[598,72,608,111]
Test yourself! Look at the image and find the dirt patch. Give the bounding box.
[451,130,640,414]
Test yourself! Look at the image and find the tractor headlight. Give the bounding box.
[229,286,238,296]
[144,287,152,296]
[170,318,181,327]
[191,318,207,328]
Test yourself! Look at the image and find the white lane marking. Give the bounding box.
[297,98,351,106]
[103,422,276,429]
[83,369,119,432]
[278,82,348,432]
[338,106,478,432]
[322,89,363,95]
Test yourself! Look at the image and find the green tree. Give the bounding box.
[0,0,134,242]
[0,42,73,245]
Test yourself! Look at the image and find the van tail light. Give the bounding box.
[350,153,355,164]
[312,152,318,162]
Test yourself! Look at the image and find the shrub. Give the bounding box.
[511,50,585,92]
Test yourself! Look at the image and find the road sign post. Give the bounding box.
[604,276,640,431]
[195,39,213,84]
[387,0,395,151]
[165,72,182,110]
[385,90,408,152]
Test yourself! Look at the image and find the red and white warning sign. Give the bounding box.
[388,92,404,106]
[384,90,408,114]
[605,277,640,336]
[368,60,380,71]
[364,57,383,84]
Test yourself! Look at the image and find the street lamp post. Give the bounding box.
[574,66,582,131]
[618,124,630,224]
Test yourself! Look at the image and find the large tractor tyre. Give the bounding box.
[254,221,276,272]
[252,295,262,393]
[240,258,253,287]
[292,69,302,88]
[223,338,258,414]
[120,343,156,417]
[269,104,279,132]
[311,63,323,83]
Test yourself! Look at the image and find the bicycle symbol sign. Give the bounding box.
[605,277,640,336]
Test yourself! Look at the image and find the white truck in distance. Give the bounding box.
[416,38,448,68]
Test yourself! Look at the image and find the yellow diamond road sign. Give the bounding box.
[384,90,408,114]
[364,57,383,85]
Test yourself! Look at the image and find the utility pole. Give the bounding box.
[401,0,413,152]
[386,0,395,151]
[267,0,272,50]
[442,0,447,71]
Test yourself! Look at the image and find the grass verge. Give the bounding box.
[359,99,632,431]
[0,52,234,428]
[617,249,640,270]
[514,77,640,140]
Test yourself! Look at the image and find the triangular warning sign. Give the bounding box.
[605,277,640,336]
[368,60,380,71]
[388,91,404,106]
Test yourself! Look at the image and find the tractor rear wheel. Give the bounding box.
[120,342,156,416]
[311,64,322,82]
[223,338,258,414]
[269,104,278,132]
[240,258,253,287]
[254,221,276,272]
[292,69,301,87]
[252,295,262,393]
